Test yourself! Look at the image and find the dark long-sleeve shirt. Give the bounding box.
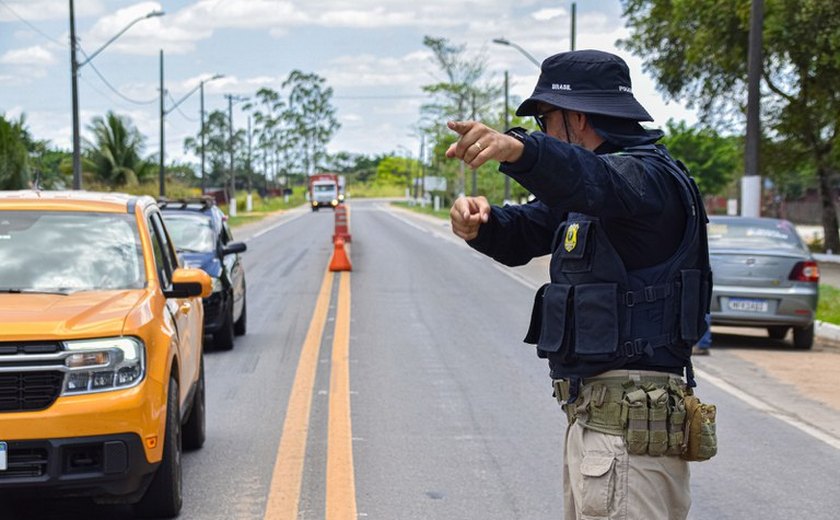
[468,132,686,271]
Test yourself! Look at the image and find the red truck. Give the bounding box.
[308,173,345,211]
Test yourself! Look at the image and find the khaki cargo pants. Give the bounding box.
[560,371,691,520]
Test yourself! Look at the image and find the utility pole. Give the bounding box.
[470,91,477,197]
[227,94,235,205]
[503,70,511,204]
[743,0,763,217]
[69,0,81,189]
[159,50,166,197]
[200,81,206,194]
[247,115,252,194]
[570,2,577,51]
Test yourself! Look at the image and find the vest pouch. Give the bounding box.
[573,283,619,360]
[679,269,702,343]
[536,283,572,354]
[556,220,593,274]
[524,283,549,344]
[666,392,687,456]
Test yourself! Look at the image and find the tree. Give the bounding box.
[421,36,502,197]
[0,114,29,189]
[659,119,738,196]
[83,111,153,186]
[618,0,840,251]
[282,70,340,177]
[184,110,231,188]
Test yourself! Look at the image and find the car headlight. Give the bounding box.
[61,337,145,395]
[331,199,338,206]
[212,276,223,293]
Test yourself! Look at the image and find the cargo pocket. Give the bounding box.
[579,455,617,519]
[679,269,702,343]
[524,283,549,344]
[573,283,619,359]
[536,284,572,353]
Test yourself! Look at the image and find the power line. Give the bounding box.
[0,0,66,47]
[334,94,427,99]
[78,47,157,105]
[167,91,199,122]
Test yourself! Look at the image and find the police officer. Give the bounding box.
[446,50,711,519]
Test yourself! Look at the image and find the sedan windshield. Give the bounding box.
[708,219,806,251]
[162,213,216,253]
[0,211,145,292]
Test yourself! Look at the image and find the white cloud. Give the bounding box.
[532,8,568,21]
[0,0,104,22]
[0,45,55,65]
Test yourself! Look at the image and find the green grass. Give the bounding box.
[817,284,840,324]
[226,189,307,228]
[391,201,450,220]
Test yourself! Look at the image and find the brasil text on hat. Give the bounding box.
[516,50,653,122]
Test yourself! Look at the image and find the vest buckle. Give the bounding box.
[624,292,636,307]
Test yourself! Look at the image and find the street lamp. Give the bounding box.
[492,37,541,68]
[68,2,164,189]
[157,64,224,197]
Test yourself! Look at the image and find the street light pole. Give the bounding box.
[67,5,164,190]
[159,50,165,197]
[570,2,577,51]
[200,81,206,194]
[224,94,248,210]
[69,0,81,189]
[743,0,763,217]
[492,37,541,68]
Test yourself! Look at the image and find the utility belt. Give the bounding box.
[554,370,717,461]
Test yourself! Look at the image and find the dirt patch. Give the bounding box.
[730,347,840,412]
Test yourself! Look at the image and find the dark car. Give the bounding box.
[708,216,819,349]
[160,198,247,350]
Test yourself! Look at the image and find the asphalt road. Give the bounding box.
[9,198,840,519]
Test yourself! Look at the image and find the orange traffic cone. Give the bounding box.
[329,237,352,272]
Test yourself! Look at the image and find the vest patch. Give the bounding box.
[564,223,579,252]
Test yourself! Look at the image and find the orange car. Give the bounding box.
[0,191,211,518]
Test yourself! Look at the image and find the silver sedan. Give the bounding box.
[708,216,819,349]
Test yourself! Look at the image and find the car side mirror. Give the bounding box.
[222,241,247,256]
[164,268,212,299]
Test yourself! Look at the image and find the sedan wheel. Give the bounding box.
[213,300,235,351]
[792,323,815,350]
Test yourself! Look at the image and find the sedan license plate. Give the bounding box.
[728,298,769,313]
[0,442,6,471]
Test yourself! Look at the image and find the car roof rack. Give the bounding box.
[157,196,216,210]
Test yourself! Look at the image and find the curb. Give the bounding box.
[816,321,840,343]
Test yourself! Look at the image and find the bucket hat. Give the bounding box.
[516,50,653,121]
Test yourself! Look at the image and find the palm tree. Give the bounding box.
[0,114,29,189]
[83,111,152,186]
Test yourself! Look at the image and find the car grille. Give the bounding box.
[0,342,64,412]
[0,447,49,479]
[0,371,64,412]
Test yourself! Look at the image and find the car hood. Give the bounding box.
[180,251,222,278]
[0,290,147,340]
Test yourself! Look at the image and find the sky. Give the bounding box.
[0,0,697,166]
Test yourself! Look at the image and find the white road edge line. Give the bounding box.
[694,367,840,451]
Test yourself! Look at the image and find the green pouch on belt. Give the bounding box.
[681,392,717,461]
[646,388,669,456]
[623,388,649,455]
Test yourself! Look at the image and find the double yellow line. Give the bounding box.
[263,269,357,520]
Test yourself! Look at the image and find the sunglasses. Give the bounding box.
[534,106,563,132]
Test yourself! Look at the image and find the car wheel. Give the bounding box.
[767,326,789,340]
[135,376,182,518]
[234,295,247,336]
[182,357,206,451]
[792,323,815,350]
[213,300,235,351]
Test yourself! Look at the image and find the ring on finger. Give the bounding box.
[474,141,483,152]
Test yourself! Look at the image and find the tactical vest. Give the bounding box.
[524,145,711,390]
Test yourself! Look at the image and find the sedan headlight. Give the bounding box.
[211,276,223,293]
[61,337,145,395]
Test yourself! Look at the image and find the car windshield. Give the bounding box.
[0,211,145,293]
[162,213,216,253]
[314,184,335,192]
[707,219,806,251]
